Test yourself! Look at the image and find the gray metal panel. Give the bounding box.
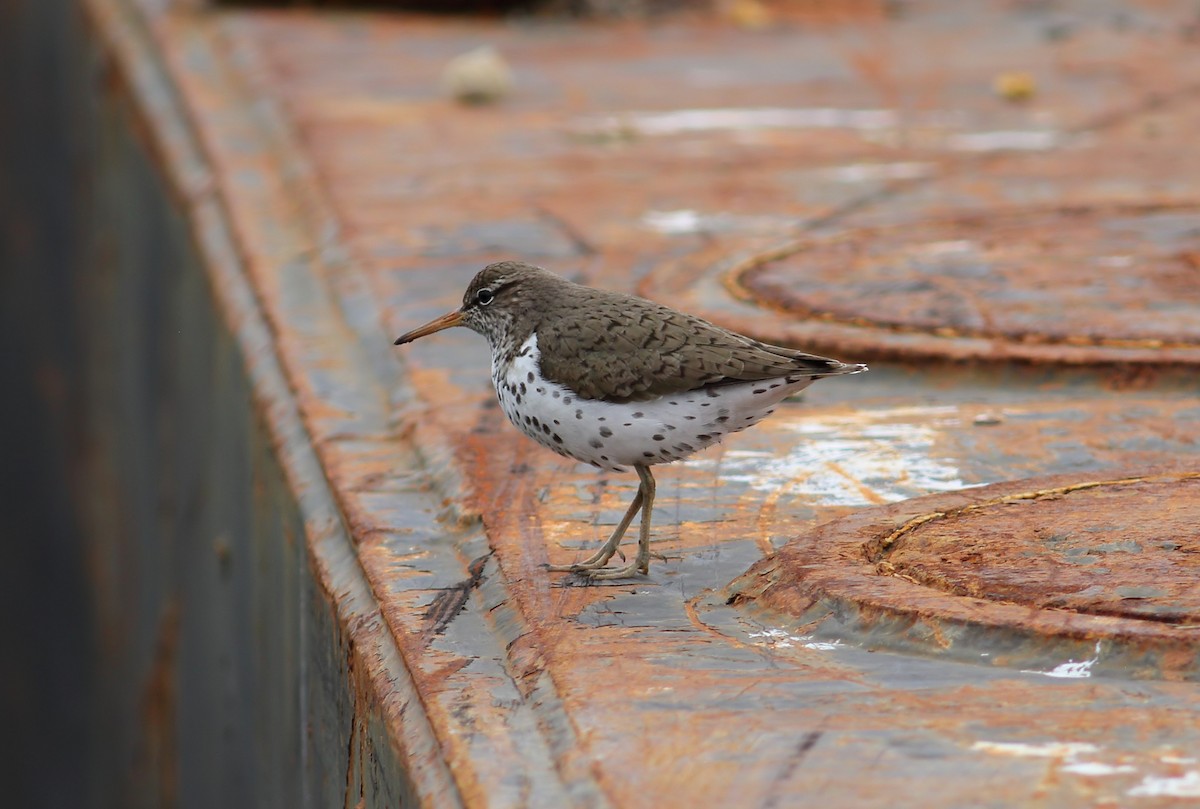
[0,2,419,806]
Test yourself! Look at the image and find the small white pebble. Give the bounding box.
[442,46,513,106]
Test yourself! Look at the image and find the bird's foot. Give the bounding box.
[546,544,622,573]
[580,560,648,581]
[546,546,650,580]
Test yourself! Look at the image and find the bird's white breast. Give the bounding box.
[492,334,815,472]
[492,334,819,472]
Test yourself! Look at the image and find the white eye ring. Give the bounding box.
[475,288,495,306]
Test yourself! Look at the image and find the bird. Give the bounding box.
[393,261,866,579]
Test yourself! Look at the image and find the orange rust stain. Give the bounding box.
[136,599,179,809]
[729,466,1200,681]
[876,472,1200,555]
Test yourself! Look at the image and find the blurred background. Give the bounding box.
[4,1,1199,807]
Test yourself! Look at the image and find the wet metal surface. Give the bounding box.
[66,0,1200,806]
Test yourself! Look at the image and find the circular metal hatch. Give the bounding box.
[737,205,1200,349]
[645,204,1200,367]
[873,474,1199,623]
[723,467,1200,680]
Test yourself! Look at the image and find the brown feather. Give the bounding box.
[530,274,859,402]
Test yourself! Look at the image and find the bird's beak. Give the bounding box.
[393,309,465,345]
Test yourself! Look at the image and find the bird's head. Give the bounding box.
[393,261,559,351]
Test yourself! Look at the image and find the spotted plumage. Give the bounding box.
[394,261,866,579]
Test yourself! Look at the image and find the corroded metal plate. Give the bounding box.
[724,468,1200,680]
[734,204,1200,351]
[875,472,1200,623]
[123,1,1200,805]
[710,204,1200,367]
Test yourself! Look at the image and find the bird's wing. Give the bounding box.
[535,289,859,403]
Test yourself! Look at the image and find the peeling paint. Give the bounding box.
[971,741,1100,759]
[641,209,792,236]
[1128,771,1200,798]
[1022,642,1103,680]
[748,628,844,651]
[696,407,970,506]
[946,130,1071,152]
[818,162,935,183]
[1062,761,1137,776]
[578,107,902,137]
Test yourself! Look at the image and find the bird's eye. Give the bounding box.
[475,288,495,306]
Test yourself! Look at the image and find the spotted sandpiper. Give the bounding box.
[394,261,866,579]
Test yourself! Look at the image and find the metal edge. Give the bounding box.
[80,0,465,803]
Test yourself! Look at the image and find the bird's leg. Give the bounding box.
[547,485,643,573]
[587,465,656,580]
[635,464,655,574]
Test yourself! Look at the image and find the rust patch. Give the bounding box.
[135,599,179,808]
[728,204,1200,364]
[871,473,1200,623]
[726,467,1200,679]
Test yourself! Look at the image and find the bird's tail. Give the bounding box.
[823,361,868,376]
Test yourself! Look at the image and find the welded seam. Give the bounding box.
[870,470,1200,560]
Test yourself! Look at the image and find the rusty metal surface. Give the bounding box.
[5,1,460,806]
[722,467,1200,681]
[45,0,1200,806]
[731,203,1200,364]
[874,470,1200,622]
